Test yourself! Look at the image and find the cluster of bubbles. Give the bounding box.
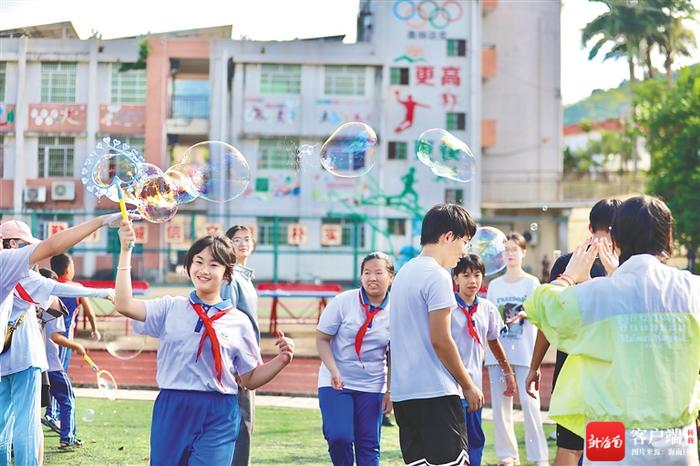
[416,128,476,183]
[82,138,251,223]
[469,226,508,276]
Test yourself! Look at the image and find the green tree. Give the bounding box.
[635,65,700,269]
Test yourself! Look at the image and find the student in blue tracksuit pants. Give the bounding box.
[451,255,517,466]
[316,252,394,466]
[114,222,295,466]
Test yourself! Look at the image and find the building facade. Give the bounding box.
[0,0,565,283]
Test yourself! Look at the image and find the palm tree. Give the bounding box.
[659,16,696,86]
[582,0,652,84]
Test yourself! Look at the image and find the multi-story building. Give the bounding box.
[0,0,566,283]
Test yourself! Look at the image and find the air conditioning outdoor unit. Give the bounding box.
[51,181,76,201]
[23,186,47,203]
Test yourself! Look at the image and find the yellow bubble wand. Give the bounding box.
[116,185,134,249]
[83,353,119,400]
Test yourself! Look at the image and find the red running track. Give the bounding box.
[68,350,555,409]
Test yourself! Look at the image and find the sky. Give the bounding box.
[1,0,698,105]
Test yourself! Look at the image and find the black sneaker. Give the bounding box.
[41,416,60,435]
[381,414,395,427]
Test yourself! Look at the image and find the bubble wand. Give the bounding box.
[83,353,119,400]
[116,184,134,249]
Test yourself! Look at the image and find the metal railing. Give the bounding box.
[170,94,209,119]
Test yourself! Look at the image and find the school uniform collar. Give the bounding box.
[234,264,255,281]
[359,287,389,311]
[455,293,478,310]
[188,291,232,312]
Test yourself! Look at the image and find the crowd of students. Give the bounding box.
[1,195,698,466]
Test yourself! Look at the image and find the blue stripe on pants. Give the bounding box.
[318,387,383,466]
[47,371,77,443]
[0,367,42,466]
[461,400,485,466]
[150,389,239,466]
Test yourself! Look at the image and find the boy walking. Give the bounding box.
[390,204,484,465]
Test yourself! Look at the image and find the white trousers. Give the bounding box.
[488,364,549,465]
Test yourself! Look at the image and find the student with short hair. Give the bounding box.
[316,252,394,466]
[485,232,548,466]
[222,225,259,466]
[451,254,517,466]
[390,203,484,466]
[525,195,700,465]
[114,221,294,465]
[525,198,621,466]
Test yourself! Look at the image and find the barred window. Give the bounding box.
[258,138,296,169]
[388,141,408,160]
[260,64,301,94]
[38,136,74,177]
[41,62,77,103]
[111,65,146,104]
[324,65,365,96]
[387,218,407,236]
[447,39,467,57]
[390,67,409,85]
[445,188,464,205]
[322,217,365,247]
[257,217,299,246]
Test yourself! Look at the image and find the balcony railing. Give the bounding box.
[171,94,209,119]
[561,172,648,201]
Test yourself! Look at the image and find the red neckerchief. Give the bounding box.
[14,282,38,304]
[355,289,386,367]
[456,294,482,347]
[57,277,69,283]
[189,299,232,384]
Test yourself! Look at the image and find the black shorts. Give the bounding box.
[393,395,468,465]
[556,423,584,450]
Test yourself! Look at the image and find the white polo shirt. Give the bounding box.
[451,295,503,390]
[133,295,263,395]
[44,313,67,372]
[0,246,35,356]
[317,288,390,393]
[390,256,460,402]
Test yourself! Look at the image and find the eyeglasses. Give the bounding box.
[232,237,253,245]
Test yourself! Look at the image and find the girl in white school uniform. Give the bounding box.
[114,221,294,466]
[485,233,549,466]
[316,252,394,466]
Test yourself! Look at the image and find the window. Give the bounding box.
[447,39,467,57]
[171,80,209,118]
[324,65,365,96]
[322,217,365,247]
[390,67,409,85]
[0,62,6,101]
[445,188,464,205]
[388,218,406,236]
[388,141,408,160]
[258,138,296,169]
[38,136,74,177]
[41,62,77,103]
[446,112,466,131]
[36,213,73,241]
[257,217,299,246]
[260,64,301,94]
[111,65,146,104]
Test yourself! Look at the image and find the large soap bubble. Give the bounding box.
[135,169,179,223]
[320,122,377,178]
[416,128,476,182]
[469,226,507,276]
[180,141,250,203]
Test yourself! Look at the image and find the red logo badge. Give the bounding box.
[586,422,625,462]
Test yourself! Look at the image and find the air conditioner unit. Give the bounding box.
[23,186,47,203]
[51,181,76,201]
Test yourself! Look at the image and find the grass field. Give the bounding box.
[44,397,557,465]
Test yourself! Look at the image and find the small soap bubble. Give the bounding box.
[416,128,476,183]
[469,226,507,276]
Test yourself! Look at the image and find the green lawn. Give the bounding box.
[44,398,556,465]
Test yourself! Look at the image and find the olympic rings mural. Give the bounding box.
[392,0,464,30]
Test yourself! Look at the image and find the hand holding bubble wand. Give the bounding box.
[83,353,119,400]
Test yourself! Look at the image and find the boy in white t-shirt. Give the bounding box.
[451,254,516,466]
[390,203,484,466]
